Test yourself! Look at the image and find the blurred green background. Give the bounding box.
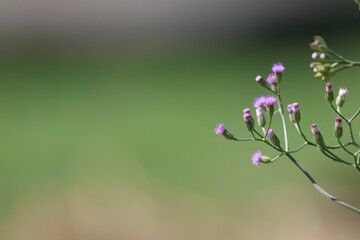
[0,1,359,239]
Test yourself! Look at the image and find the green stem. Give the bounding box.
[285,153,360,214]
[295,123,316,146]
[326,141,354,149]
[330,103,359,147]
[264,116,273,140]
[321,149,355,168]
[349,108,360,122]
[287,142,308,153]
[276,92,289,151]
[233,137,254,141]
[337,139,355,157]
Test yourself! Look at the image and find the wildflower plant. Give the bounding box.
[310,36,360,81]
[214,41,360,214]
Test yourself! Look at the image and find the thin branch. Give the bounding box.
[285,153,360,214]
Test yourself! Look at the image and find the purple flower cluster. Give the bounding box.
[253,96,277,108]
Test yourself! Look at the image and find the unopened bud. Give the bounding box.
[311,52,319,60]
[255,75,269,89]
[334,117,343,139]
[311,124,326,150]
[243,113,254,131]
[214,123,236,140]
[310,36,328,52]
[319,53,327,60]
[292,102,301,123]
[336,87,348,108]
[256,107,266,127]
[287,102,301,123]
[287,104,295,123]
[325,83,334,103]
[268,129,280,147]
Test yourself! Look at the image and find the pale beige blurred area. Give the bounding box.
[2,180,359,240]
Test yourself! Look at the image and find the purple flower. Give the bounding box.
[264,96,277,107]
[292,102,299,111]
[287,104,294,114]
[253,96,266,108]
[266,74,277,85]
[243,113,252,123]
[287,102,299,113]
[251,150,262,166]
[268,129,275,137]
[272,62,285,74]
[215,124,226,135]
[268,128,280,146]
[243,108,251,114]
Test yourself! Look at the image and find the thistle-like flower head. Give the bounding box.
[251,150,262,166]
[272,62,285,74]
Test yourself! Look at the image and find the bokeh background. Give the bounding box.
[0,0,359,239]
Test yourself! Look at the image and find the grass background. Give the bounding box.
[0,27,359,239]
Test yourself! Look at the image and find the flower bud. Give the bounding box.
[325,83,334,103]
[334,117,343,139]
[256,107,266,127]
[255,75,269,89]
[310,124,326,150]
[214,123,236,140]
[310,36,328,52]
[311,52,319,60]
[319,53,328,60]
[243,113,254,131]
[311,62,334,81]
[336,87,348,108]
[268,129,280,147]
[288,102,301,123]
[243,108,251,114]
[287,104,295,123]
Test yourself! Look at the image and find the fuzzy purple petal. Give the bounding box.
[264,96,277,107]
[272,63,285,74]
[266,74,277,85]
[251,150,262,166]
[215,124,226,135]
[253,96,266,108]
